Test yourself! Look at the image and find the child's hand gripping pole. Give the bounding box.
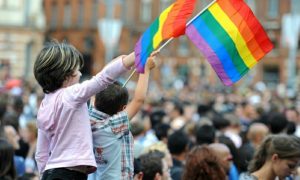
[122,50,159,88]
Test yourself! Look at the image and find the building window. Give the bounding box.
[291,0,300,14]
[267,0,278,19]
[63,1,72,29]
[245,0,256,14]
[77,0,84,28]
[200,0,210,9]
[50,2,58,29]
[178,37,189,57]
[141,0,151,23]
[160,0,171,12]
[0,0,7,8]
[6,0,19,9]
[91,0,98,28]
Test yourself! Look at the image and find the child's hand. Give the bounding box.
[145,50,159,71]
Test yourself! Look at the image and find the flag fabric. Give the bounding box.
[185,0,273,86]
[135,0,196,73]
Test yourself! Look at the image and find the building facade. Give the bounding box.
[0,0,45,81]
[43,0,300,89]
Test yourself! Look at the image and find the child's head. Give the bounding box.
[34,41,83,93]
[94,81,129,116]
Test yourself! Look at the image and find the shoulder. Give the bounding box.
[239,173,258,180]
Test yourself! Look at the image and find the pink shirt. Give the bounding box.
[35,56,129,175]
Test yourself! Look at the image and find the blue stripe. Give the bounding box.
[192,15,241,82]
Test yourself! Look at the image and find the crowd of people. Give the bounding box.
[1,41,300,180]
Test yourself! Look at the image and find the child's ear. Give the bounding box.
[122,105,127,110]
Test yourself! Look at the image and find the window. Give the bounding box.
[160,0,171,12]
[245,0,256,14]
[0,0,6,8]
[200,0,210,9]
[91,0,98,28]
[141,0,151,23]
[178,37,189,57]
[268,0,278,19]
[50,2,58,29]
[291,0,300,14]
[77,0,84,28]
[63,1,72,28]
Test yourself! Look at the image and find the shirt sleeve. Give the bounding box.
[64,55,130,107]
[109,111,130,137]
[35,129,50,175]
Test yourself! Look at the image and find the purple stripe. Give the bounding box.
[186,25,233,86]
[134,38,145,73]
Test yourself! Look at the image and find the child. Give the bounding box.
[33,41,136,180]
[88,52,157,180]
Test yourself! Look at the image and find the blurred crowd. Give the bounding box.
[1,70,300,179]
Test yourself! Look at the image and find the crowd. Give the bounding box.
[1,41,300,180]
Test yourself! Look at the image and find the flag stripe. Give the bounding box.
[154,5,174,48]
[208,3,257,68]
[193,15,241,82]
[186,25,233,85]
[230,0,273,53]
[135,0,196,73]
[217,0,265,60]
[185,0,273,86]
[201,10,248,75]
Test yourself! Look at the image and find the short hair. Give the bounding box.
[268,113,288,134]
[196,125,216,145]
[168,130,189,155]
[94,81,128,116]
[139,151,164,180]
[154,123,171,141]
[248,134,300,173]
[34,41,84,93]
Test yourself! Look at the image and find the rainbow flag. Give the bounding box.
[185,0,273,86]
[135,0,196,73]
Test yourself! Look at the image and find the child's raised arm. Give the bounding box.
[125,51,158,119]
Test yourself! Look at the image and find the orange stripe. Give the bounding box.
[162,1,182,38]
[217,0,265,61]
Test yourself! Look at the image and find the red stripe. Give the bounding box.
[217,0,265,61]
[228,0,273,54]
[162,0,196,38]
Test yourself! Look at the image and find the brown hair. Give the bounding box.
[182,145,226,180]
[34,40,83,93]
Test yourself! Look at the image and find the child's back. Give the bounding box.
[88,52,157,180]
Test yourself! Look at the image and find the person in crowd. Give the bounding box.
[33,41,137,179]
[139,150,171,180]
[154,123,171,144]
[182,145,227,180]
[88,53,157,179]
[22,121,37,173]
[4,125,25,177]
[143,141,173,173]
[238,122,269,173]
[196,124,216,145]
[240,134,300,180]
[0,139,16,180]
[167,130,189,180]
[133,158,143,180]
[268,112,288,134]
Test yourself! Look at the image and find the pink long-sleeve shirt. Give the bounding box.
[35,56,129,175]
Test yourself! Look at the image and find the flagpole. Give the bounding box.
[122,0,216,87]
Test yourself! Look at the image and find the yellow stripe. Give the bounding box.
[208,3,256,68]
[153,5,173,48]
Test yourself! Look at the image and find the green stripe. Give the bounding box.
[201,10,248,74]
